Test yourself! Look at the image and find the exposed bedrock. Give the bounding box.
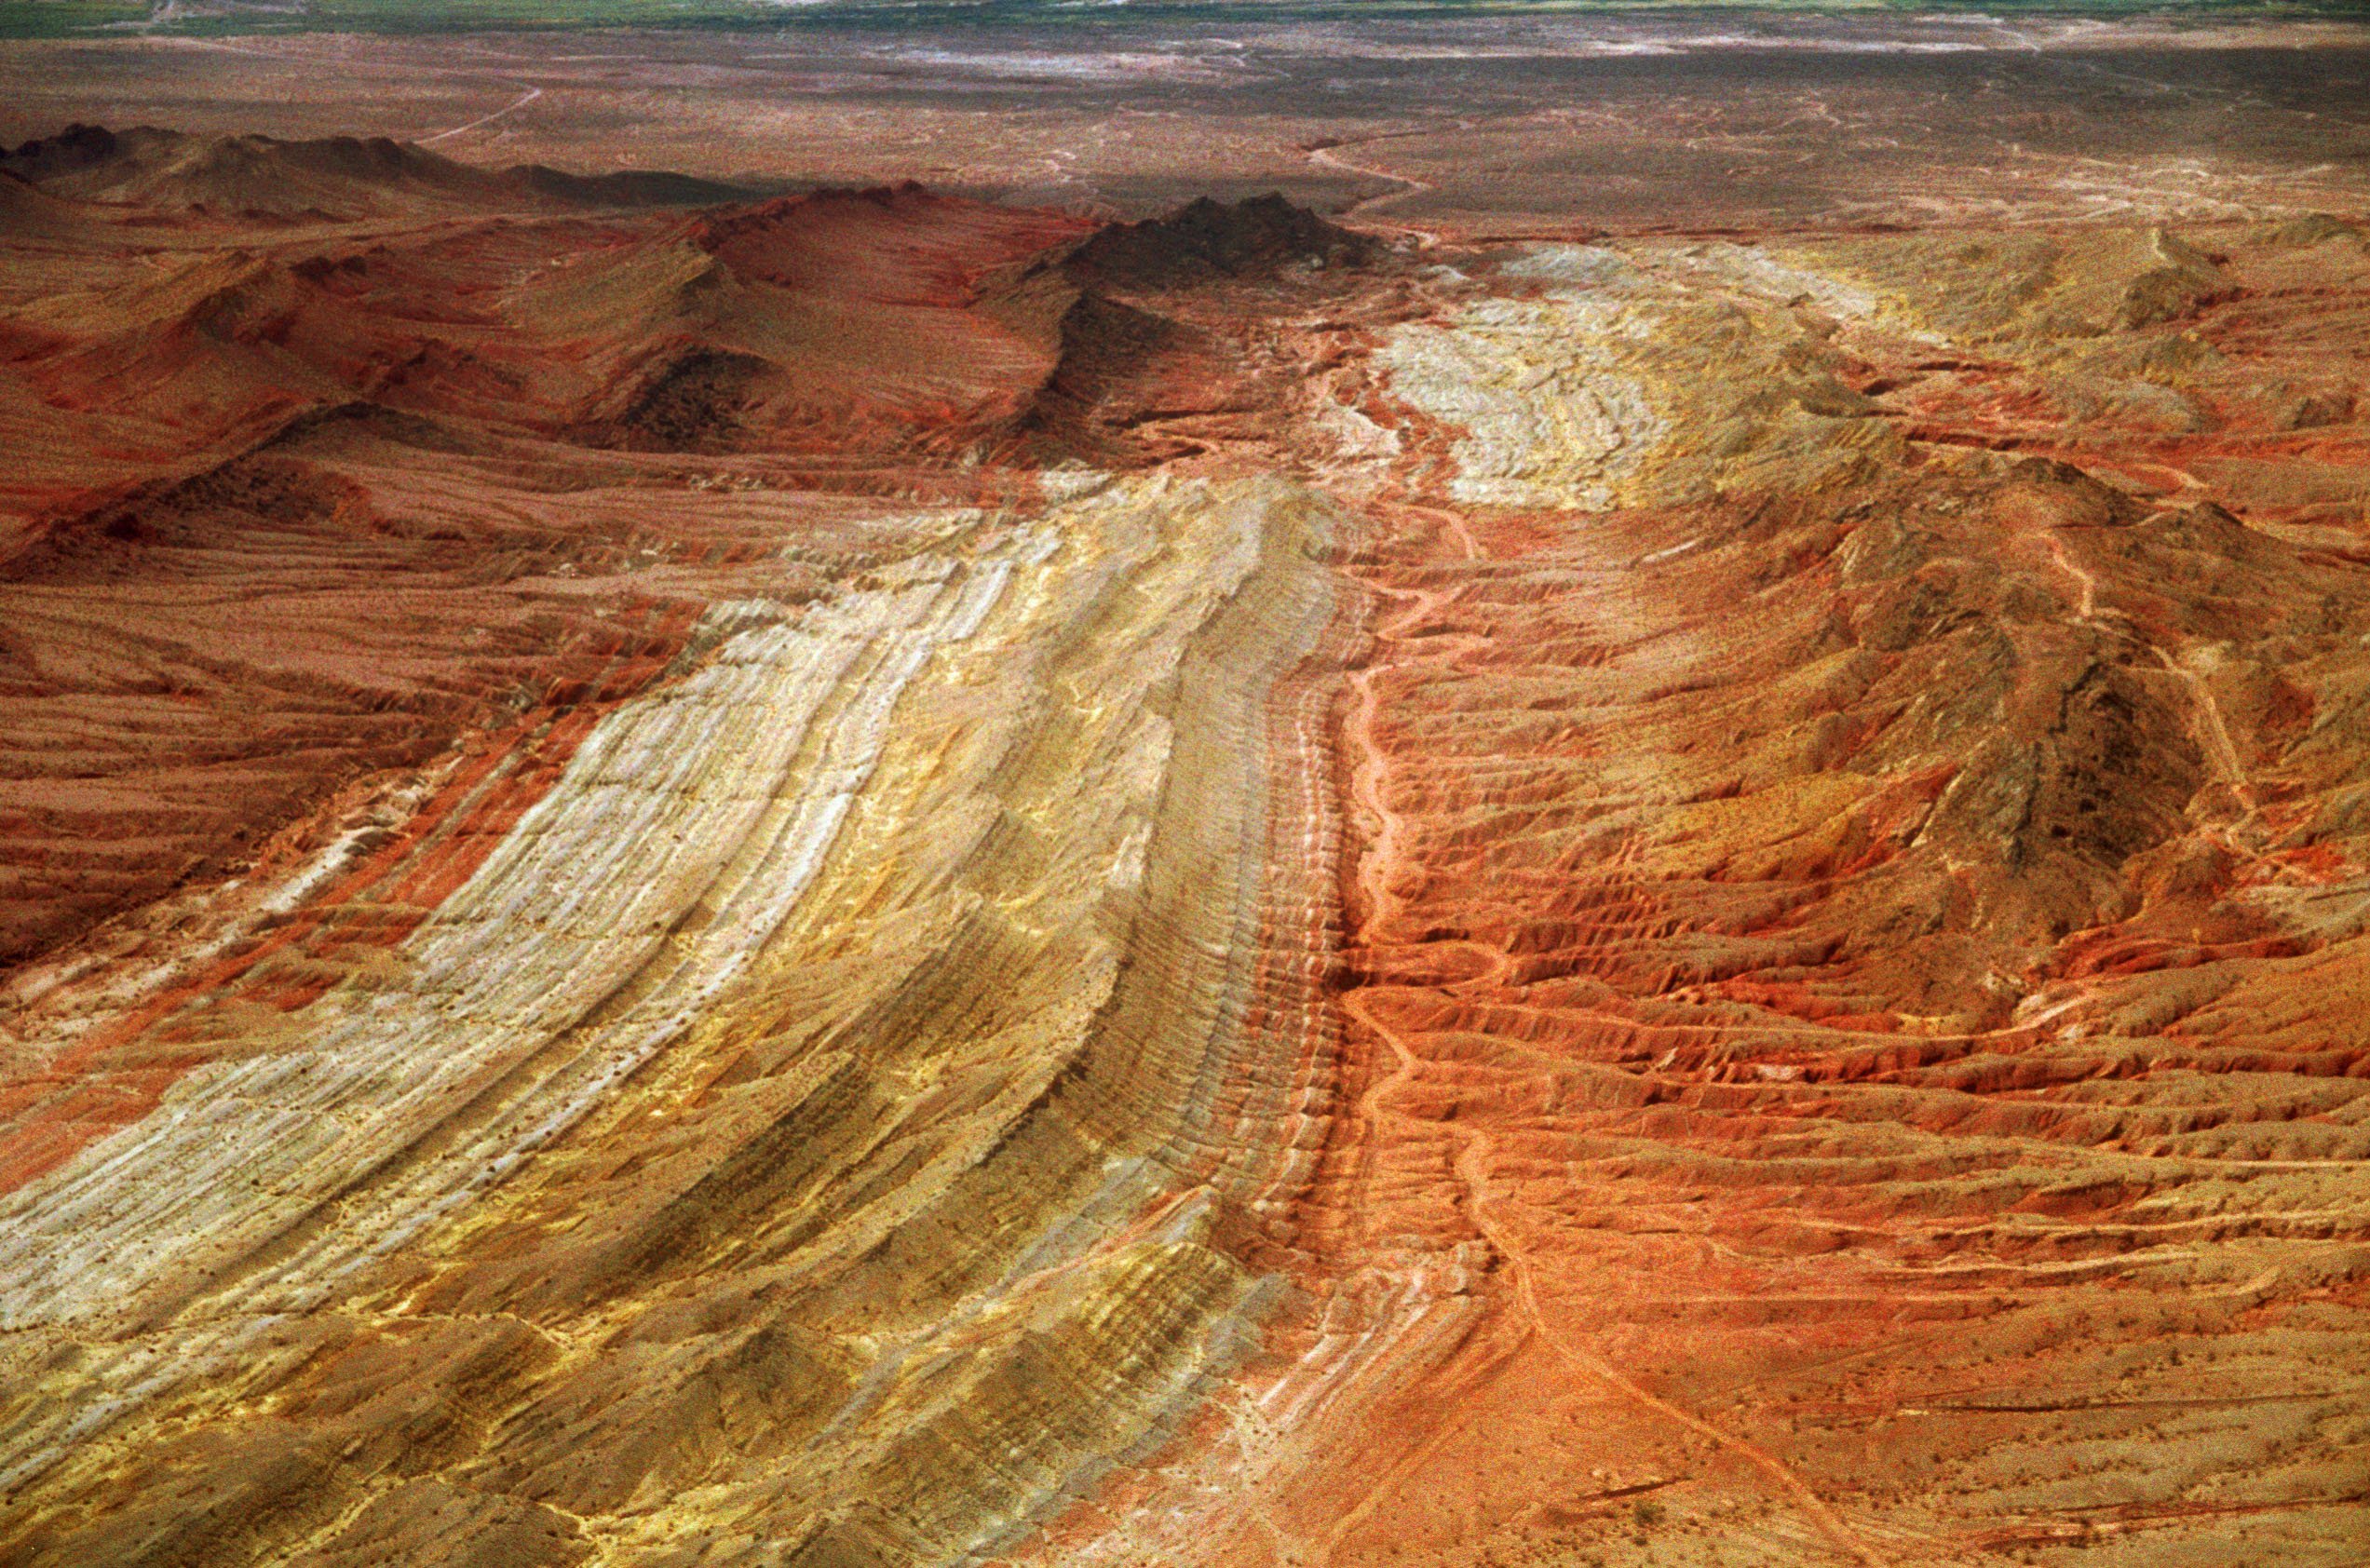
[0,474,1355,1568]
[3,153,2369,1568]
[1021,228,2370,1568]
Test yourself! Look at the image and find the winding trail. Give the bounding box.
[2046,528,2263,849]
[2043,532,2100,621]
[1452,1126,1893,1568]
[1327,502,1891,1567]
[1307,131,1449,249]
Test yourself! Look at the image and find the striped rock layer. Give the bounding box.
[0,166,2367,1568]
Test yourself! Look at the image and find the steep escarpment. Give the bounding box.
[0,123,752,220]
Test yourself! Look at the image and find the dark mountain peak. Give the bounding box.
[1068,192,1377,289]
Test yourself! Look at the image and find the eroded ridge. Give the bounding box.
[1018,225,2370,1568]
[0,473,1357,1567]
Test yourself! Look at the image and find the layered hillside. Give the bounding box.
[0,129,2366,1568]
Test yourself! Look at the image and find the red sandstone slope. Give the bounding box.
[0,154,1348,1000]
[2,174,1115,501]
[0,126,2366,1568]
[0,155,1131,977]
[550,185,1098,455]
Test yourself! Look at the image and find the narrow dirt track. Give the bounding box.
[1333,499,1892,1567]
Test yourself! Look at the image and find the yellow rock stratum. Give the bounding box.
[0,475,1355,1566]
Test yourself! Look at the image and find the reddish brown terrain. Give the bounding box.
[1,29,2369,1566]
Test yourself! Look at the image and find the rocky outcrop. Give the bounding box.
[1067,194,1377,291]
[0,474,1355,1567]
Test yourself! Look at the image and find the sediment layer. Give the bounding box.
[0,132,2365,1568]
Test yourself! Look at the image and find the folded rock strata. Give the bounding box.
[0,150,2365,1568]
[0,472,1354,1568]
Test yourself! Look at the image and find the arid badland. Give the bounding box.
[0,9,2367,1567]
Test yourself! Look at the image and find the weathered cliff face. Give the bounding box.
[0,140,2367,1568]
